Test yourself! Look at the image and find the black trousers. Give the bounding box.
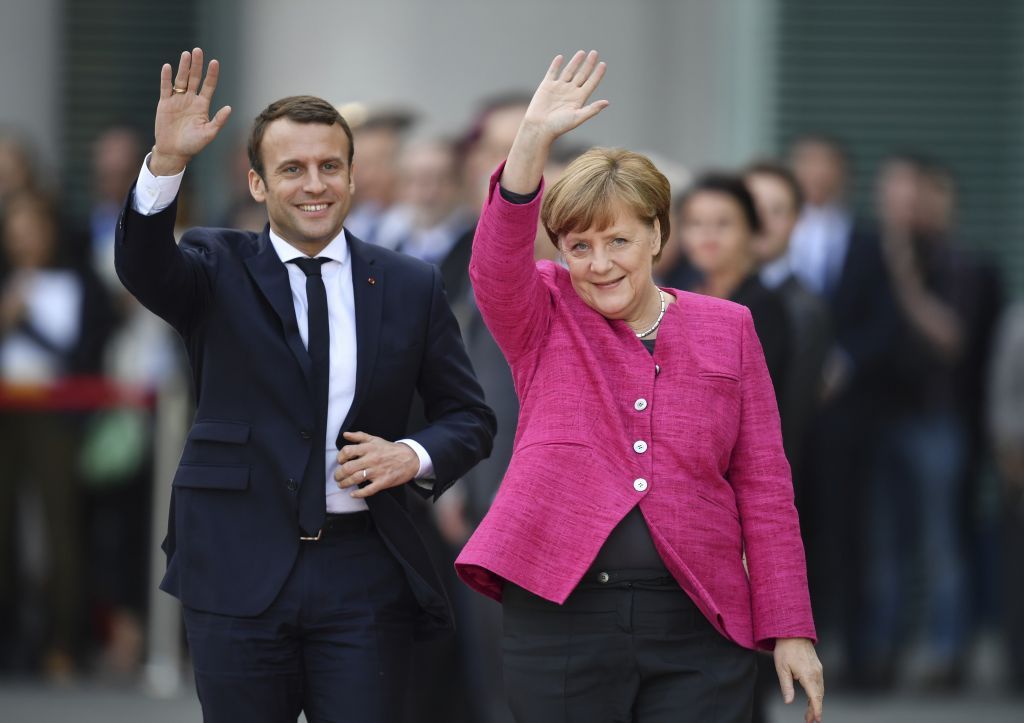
[183,519,418,723]
[501,570,756,723]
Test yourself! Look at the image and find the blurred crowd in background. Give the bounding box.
[1,83,1023,723]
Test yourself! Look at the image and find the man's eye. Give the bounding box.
[284,166,300,174]
[323,162,338,171]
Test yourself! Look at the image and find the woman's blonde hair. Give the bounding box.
[541,147,671,256]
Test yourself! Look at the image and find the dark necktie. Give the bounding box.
[288,256,330,537]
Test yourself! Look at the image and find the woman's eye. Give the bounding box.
[611,237,628,247]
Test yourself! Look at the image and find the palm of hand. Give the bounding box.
[155,95,217,158]
[524,51,608,139]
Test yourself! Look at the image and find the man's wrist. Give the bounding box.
[148,148,189,177]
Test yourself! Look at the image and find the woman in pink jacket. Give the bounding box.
[455,51,824,723]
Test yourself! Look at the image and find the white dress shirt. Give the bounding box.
[787,204,853,296]
[132,155,434,513]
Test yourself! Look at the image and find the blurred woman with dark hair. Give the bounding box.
[0,191,113,678]
[676,174,791,398]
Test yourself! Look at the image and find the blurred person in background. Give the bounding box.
[343,108,415,246]
[460,92,532,214]
[675,173,790,395]
[787,134,897,685]
[744,161,832,502]
[90,128,145,286]
[0,191,114,679]
[915,162,1007,653]
[988,301,1024,693]
[0,130,42,213]
[865,154,975,689]
[379,138,474,300]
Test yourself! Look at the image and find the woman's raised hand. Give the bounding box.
[522,50,608,142]
[150,48,232,176]
[502,50,607,195]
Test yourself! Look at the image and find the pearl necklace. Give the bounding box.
[634,290,666,338]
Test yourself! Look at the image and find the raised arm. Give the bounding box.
[470,52,608,364]
[115,48,231,334]
[501,50,608,194]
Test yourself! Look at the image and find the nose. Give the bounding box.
[303,168,326,194]
[590,246,614,274]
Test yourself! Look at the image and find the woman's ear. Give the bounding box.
[650,218,662,254]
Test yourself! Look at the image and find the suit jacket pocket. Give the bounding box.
[188,420,251,444]
[172,463,250,490]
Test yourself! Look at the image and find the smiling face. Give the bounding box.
[248,118,355,254]
[560,205,662,324]
[678,190,755,277]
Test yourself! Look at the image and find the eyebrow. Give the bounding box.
[274,156,345,172]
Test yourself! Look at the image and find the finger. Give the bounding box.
[343,431,375,443]
[777,664,795,704]
[573,50,600,86]
[337,467,371,488]
[575,100,609,126]
[544,54,564,81]
[160,63,173,98]
[199,58,221,100]
[210,105,232,130]
[188,47,204,94]
[350,477,393,499]
[580,61,607,96]
[173,50,191,91]
[559,50,587,82]
[800,675,824,722]
[337,442,371,463]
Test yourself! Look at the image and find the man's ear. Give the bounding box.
[348,161,356,194]
[248,169,266,203]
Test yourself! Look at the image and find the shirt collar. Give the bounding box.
[268,226,350,266]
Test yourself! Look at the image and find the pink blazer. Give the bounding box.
[455,168,816,650]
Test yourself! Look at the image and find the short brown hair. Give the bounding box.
[248,95,353,179]
[744,160,804,211]
[541,148,671,256]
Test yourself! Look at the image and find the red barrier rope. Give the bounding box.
[0,377,157,411]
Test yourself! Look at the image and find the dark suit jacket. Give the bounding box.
[114,191,495,635]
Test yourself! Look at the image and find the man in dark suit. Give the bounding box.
[114,48,495,722]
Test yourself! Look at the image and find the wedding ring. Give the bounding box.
[362,469,367,480]
[172,86,187,94]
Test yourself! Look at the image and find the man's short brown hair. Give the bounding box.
[248,95,353,179]
[541,148,671,257]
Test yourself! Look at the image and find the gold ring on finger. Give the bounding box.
[362,469,367,480]
[172,86,187,94]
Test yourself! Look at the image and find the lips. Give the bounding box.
[593,277,624,290]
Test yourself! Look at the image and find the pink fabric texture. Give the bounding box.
[455,166,816,650]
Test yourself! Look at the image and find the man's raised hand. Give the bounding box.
[150,48,232,176]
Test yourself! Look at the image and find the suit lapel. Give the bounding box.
[243,227,313,385]
[340,232,383,436]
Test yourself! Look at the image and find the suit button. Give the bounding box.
[633,478,648,492]
[634,398,648,411]
[597,571,610,584]
[286,478,298,492]
[633,440,648,454]
[300,429,312,440]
